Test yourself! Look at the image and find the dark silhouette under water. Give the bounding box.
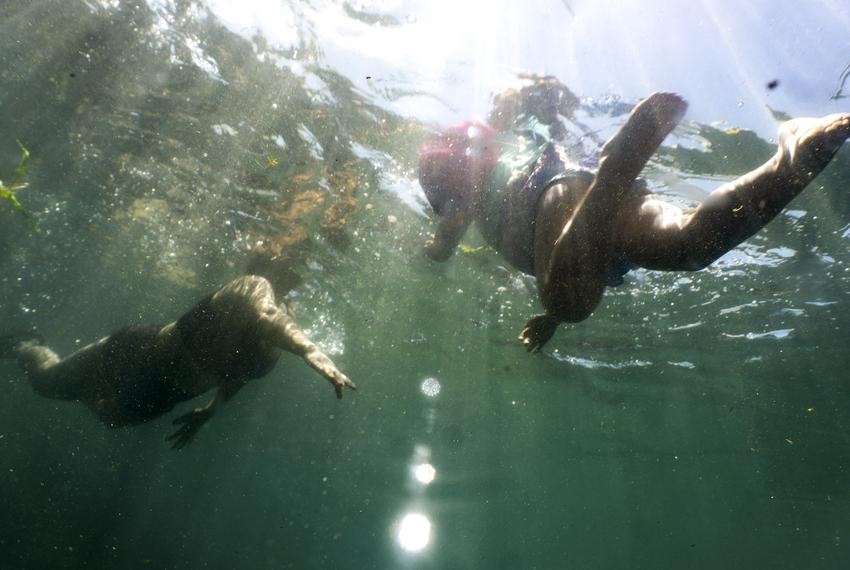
[1,275,355,448]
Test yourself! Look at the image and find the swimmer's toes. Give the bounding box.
[0,332,45,358]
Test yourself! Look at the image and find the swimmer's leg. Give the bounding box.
[0,333,44,358]
[1,336,83,400]
[521,93,687,351]
[618,113,850,270]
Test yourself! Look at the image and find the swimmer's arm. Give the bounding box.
[424,200,473,261]
[166,381,246,449]
[264,307,356,399]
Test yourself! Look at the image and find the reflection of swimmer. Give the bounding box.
[419,75,850,351]
[1,275,355,448]
[487,73,603,161]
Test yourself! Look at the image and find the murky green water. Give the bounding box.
[2,1,849,568]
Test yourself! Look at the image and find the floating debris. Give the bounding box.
[0,141,38,231]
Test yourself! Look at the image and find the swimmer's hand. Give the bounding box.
[423,238,453,262]
[519,314,560,353]
[307,347,356,399]
[268,309,356,399]
[167,407,213,449]
[328,368,356,399]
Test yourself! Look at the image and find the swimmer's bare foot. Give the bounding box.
[0,333,45,358]
[595,92,688,192]
[777,113,850,182]
[519,314,560,353]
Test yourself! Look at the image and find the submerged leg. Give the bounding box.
[619,113,850,270]
[0,333,44,358]
[521,93,687,351]
[592,92,688,194]
[2,336,82,400]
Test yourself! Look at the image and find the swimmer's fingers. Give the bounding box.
[518,314,560,353]
[329,370,356,400]
[166,408,212,449]
[303,347,356,399]
[165,423,194,450]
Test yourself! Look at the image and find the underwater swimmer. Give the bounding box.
[419,76,850,351]
[1,275,355,448]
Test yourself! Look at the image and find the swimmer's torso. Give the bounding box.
[475,117,588,274]
[72,276,284,426]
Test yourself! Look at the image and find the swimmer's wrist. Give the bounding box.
[424,236,454,261]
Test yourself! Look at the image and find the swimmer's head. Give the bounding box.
[488,73,579,132]
[418,121,498,215]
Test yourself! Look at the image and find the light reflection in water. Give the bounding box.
[393,377,443,556]
[413,463,436,485]
[397,513,432,553]
[420,377,441,397]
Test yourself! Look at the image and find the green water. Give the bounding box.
[2,1,850,568]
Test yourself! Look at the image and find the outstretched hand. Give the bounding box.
[519,314,560,353]
[423,239,453,262]
[324,363,357,399]
[263,292,357,399]
[166,407,214,449]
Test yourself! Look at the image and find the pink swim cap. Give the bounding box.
[418,120,499,215]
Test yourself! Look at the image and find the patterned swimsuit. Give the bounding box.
[476,115,639,285]
[420,115,639,285]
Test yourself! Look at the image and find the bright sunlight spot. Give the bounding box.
[397,512,432,552]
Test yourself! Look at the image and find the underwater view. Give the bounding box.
[2,0,850,568]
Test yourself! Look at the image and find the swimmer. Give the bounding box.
[419,75,850,351]
[1,275,355,448]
